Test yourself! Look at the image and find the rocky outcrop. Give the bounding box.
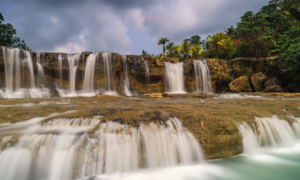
[206,59,231,93]
[263,85,284,93]
[265,77,283,88]
[250,72,268,92]
[287,81,300,93]
[229,76,252,92]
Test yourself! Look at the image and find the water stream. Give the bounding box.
[164,62,186,94]
[193,59,212,94]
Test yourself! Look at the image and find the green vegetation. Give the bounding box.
[0,13,30,50]
[150,0,300,80]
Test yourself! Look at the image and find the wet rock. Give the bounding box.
[263,85,284,93]
[265,77,283,88]
[287,81,300,93]
[229,76,252,93]
[251,72,268,92]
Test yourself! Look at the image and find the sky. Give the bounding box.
[0,0,270,55]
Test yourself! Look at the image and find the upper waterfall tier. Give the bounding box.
[0,46,222,98]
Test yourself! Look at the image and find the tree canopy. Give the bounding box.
[0,13,30,50]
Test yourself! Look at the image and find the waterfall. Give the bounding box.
[67,54,80,95]
[238,122,260,154]
[82,53,97,93]
[102,52,118,95]
[36,54,46,88]
[193,59,212,94]
[0,115,203,179]
[58,54,63,88]
[0,47,50,98]
[164,62,186,94]
[142,56,150,87]
[121,55,132,96]
[238,116,300,153]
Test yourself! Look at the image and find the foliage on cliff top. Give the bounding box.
[0,13,30,50]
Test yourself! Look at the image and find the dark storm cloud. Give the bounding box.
[0,0,271,54]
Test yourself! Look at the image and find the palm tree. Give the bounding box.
[207,32,227,52]
[189,45,204,59]
[166,42,174,51]
[158,37,170,54]
[142,50,149,56]
[178,40,191,59]
[217,37,235,54]
[166,44,180,57]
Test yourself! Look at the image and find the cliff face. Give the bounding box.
[0,46,296,96]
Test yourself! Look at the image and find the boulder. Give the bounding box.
[229,76,252,93]
[262,85,284,93]
[287,81,300,93]
[265,77,283,87]
[250,72,268,92]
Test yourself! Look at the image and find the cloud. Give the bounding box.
[0,0,270,54]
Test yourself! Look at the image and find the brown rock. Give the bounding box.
[251,72,268,92]
[265,77,283,87]
[229,76,252,93]
[287,81,300,93]
[262,85,284,93]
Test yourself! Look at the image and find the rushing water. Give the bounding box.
[121,55,132,96]
[82,53,97,94]
[0,47,50,98]
[164,62,186,94]
[193,59,212,94]
[0,114,203,180]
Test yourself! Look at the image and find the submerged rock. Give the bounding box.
[229,76,252,92]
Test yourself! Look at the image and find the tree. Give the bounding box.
[189,45,204,59]
[272,26,300,80]
[166,42,174,51]
[142,50,150,56]
[0,13,30,50]
[188,35,201,45]
[157,37,169,54]
[178,40,191,59]
[207,32,227,53]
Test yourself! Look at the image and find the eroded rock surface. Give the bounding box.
[229,76,252,93]
[251,72,268,92]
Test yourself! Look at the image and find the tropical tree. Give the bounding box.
[178,40,191,59]
[189,45,204,59]
[142,50,150,56]
[157,37,169,54]
[188,35,201,45]
[207,32,227,53]
[166,42,174,51]
[0,13,30,50]
[166,44,180,57]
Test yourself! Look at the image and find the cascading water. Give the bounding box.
[142,56,150,87]
[0,47,50,98]
[193,59,213,94]
[58,54,81,97]
[82,53,97,94]
[68,54,80,95]
[0,115,203,180]
[238,115,300,153]
[58,54,63,88]
[36,54,46,88]
[164,62,186,94]
[102,52,118,95]
[121,55,132,96]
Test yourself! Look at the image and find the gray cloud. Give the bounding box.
[0,0,271,54]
